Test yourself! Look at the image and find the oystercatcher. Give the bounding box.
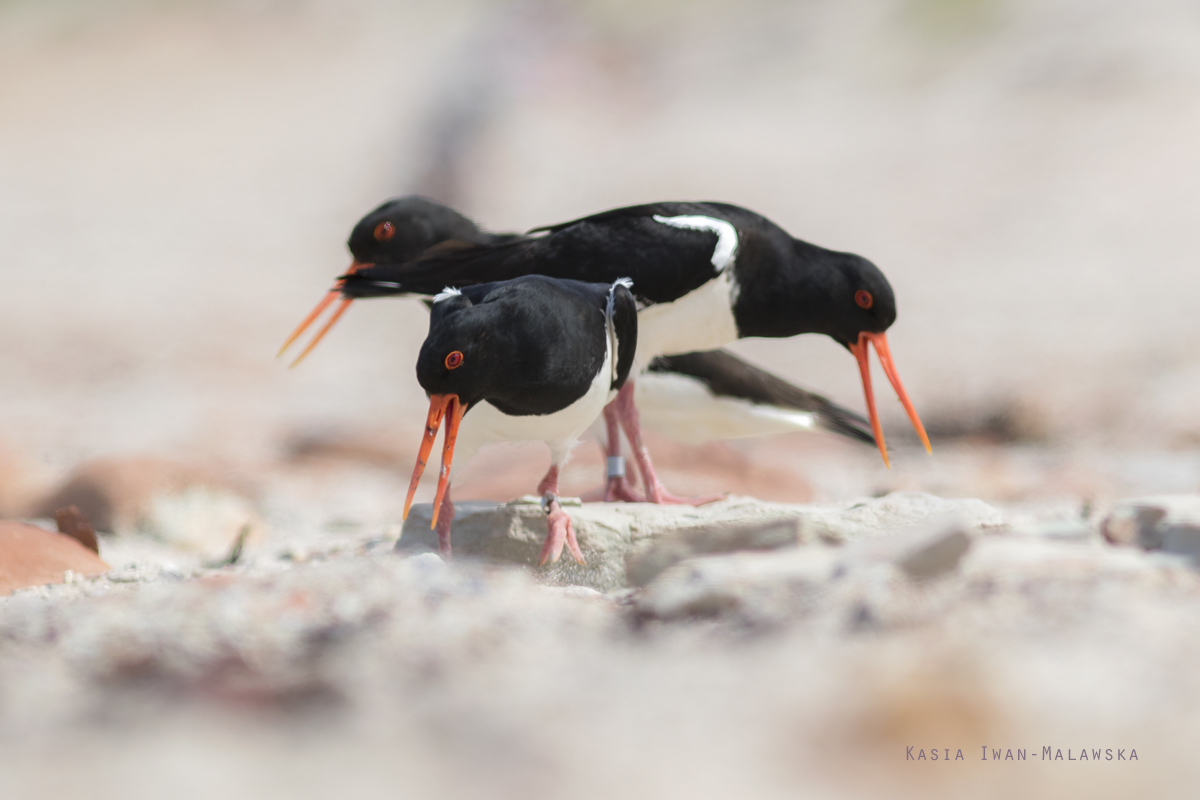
[282,198,926,496]
[402,274,638,563]
[278,197,523,365]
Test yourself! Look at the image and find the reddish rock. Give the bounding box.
[54,505,99,554]
[0,521,109,596]
[34,457,233,533]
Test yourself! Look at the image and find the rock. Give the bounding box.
[634,514,980,622]
[625,517,804,587]
[1101,502,1168,547]
[1100,496,1200,563]
[34,457,261,557]
[848,515,974,580]
[799,492,1002,542]
[895,527,971,579]
[398,492,1002,591]
[54,505,99,554]
[1159,524,1200,563]
[635,547,841,620]
[398,498,632,591]
[0,521,109,596]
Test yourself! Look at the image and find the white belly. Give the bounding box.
[634,270,739,362]
[450,336,613,478]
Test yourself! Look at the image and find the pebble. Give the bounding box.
[1101,495,1200,565]
[0,521,109,596]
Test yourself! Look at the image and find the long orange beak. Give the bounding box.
[277,260,371,368]
[848,331,932,468]
[401,394,467,529]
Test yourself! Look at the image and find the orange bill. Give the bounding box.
[277,260,370,366]
[429,396,466,529]
[848,331,931,468]
[277,289,338,358]
[402,394,455,520]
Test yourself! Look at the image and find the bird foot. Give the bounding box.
[643,484,725,506]
[603,475,645,503]
[538,499,585,565]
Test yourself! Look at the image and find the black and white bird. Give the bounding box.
[401,274,638,563]
[281,197,875,492]
[278,197,524,365]
[282,197,925,502]
[638,350,874,446]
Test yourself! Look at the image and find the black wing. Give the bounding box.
[608,279,638,391]
[342,202,736,305]
[647,349,875,445]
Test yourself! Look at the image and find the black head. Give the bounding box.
[347,196,486,265]
[402,276,622,532]
[732,237,897,347]
[278,197,494,365]
[414,277,608,417]
[817,249,896,348]
[730,231,926,466]
[414,289,506,412]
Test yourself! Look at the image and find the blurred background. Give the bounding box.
[4,0,1200,517]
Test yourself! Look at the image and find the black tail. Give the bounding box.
[647,349,875,446]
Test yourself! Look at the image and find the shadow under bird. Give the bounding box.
[402,274,637,562]
[281,196,925,502]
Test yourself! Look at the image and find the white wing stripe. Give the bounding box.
[652,214,739,273]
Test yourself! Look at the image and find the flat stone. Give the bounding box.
[398,492,1001,591]
[0,521,109,596]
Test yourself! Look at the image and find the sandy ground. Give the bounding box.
[4,0,1200,796]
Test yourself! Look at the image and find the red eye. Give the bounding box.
[445,351,464,370]
[374,221,395,241]
[855,290,874,310]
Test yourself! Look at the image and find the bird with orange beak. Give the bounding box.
[283,199,930,499]
[403,274,637,562]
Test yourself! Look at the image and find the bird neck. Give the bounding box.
[732,237,849,340]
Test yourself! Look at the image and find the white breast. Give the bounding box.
[635,270,740,362]
[634,214,741,362]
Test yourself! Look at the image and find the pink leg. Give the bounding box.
[435,486,454,558]
[601,401,644,503]
[613,381,723,506]
[536,467,585,565]
[536,465,559,497]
